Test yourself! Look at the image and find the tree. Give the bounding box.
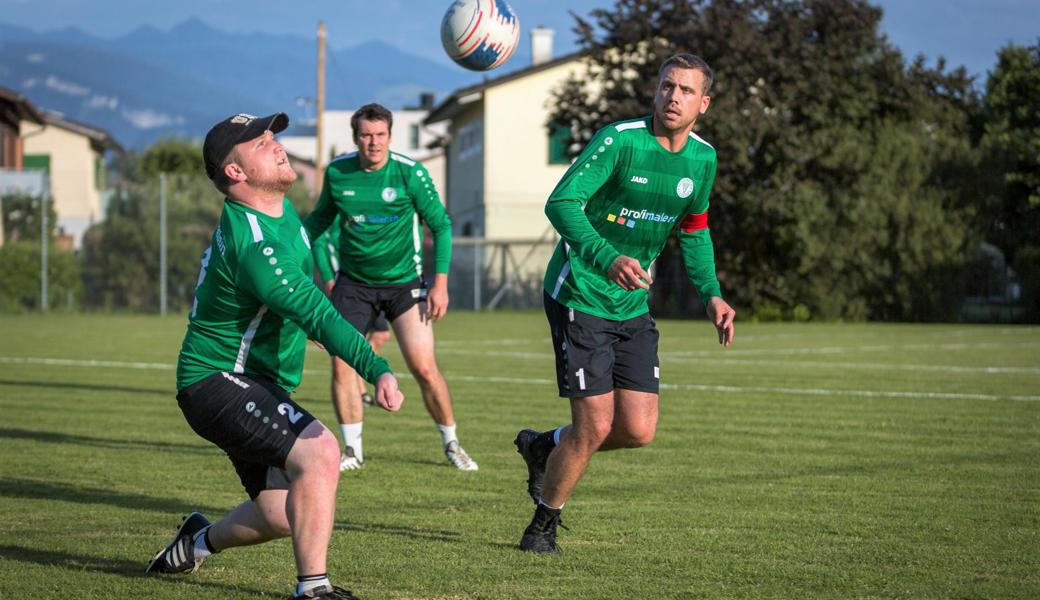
[977,42,1039,319]
[551,0,980,320]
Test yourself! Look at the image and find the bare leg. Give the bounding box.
[541,389,658,507]
[356,330,391,397]
[392,304,454,426]
[332,356,363,426]
[202,420,340,576]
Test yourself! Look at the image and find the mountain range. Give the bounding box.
[0,18,514,148]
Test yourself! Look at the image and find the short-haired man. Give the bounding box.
[515,54,736,553]
[146,112,403,599]
[305,103,477,471]
[312,216,393,467]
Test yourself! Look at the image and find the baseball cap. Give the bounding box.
[203,112,289,180]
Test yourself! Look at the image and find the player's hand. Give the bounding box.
[607,256,652,291]
[706,296,735,347]
[374,373,404,412]
[324,280,334,297]
[426,273,450,321]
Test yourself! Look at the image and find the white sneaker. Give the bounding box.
[444,440,478,471]
[339,446,364,472]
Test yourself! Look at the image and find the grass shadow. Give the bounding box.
[0,477,224,516]
[0,427,210,454]
[334,520,516,550]
[0,378,168,397]
[0,544,269,596]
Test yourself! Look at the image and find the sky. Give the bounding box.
[1,0,1037,80]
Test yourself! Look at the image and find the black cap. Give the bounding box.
[203,112,289,180]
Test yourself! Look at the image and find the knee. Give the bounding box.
[614,424,656,448]
[570,420,613,452]
[409,362,441,386]
[291,427,341,479]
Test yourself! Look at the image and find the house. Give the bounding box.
[0,86,46,247]
[423,28,584,242]
[279,94,448,199]
[19,111,121,249]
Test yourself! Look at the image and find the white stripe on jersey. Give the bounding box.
[246,213,263,242]
[300,226,311,249]
[615,120,647,132]
[689,132,714,149]
[551,243,571,299]
[391,153,416,166]
[234,305,268,373]
[328,242,339,272]
[412,214,422,277]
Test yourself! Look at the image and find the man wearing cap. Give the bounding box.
[145,112,401,600]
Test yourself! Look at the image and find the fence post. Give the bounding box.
[40,180,49,313]
[160,172,168,316]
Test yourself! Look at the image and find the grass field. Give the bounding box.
[0,312,1037,599]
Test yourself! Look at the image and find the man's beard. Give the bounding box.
[253,170,297,195]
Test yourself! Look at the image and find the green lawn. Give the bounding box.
[0,313,1037,599]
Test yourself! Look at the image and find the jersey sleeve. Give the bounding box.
[410,162,452,274]
[311,217,338,284]
[544,126,624,273]
[677,158,721,304]
[303,168,338,241]
[237,241,391,383]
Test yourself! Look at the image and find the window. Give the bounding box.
[409,124,421,150]
[24,153,51,174]
[548,121,571,165]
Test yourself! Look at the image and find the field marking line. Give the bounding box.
[2,356,1037,402]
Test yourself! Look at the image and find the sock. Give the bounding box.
[295,573,331,597]
[437,422,458,446]
[552,426,566,446]
[340,422,363,462]
[192,526,216,560]
[538,498,564,511]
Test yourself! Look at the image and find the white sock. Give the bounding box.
[437,423,458,446]
[192,526,213,560]
[295,574,331,597]
[553,426,566,446]
[340,422,363,462]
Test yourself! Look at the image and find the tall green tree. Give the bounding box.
[551,0,980,320]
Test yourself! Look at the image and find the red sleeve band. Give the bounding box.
[680,211,708,233]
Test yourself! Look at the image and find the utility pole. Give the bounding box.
[316,21,326,180]
[40,179,49,313]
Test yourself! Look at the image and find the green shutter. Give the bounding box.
[24,154,50,174]
[548,121,571,165]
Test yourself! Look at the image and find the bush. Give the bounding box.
[0,242,83,312]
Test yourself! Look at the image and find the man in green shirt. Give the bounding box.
[312,217,393,468]
[514,54,736,553]
[305,103,477,471]
[146,112,403,600]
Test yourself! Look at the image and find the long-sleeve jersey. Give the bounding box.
[312,215,341,285]
[304,152,451,285]
[177,198,392,392]
[544,116,722,320]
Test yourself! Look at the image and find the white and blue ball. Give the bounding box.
[440,0,520,72]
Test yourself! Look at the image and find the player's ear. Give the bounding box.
[699,95,711,115]
[223,160,247,184]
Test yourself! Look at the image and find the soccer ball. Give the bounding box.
[440,0,520,72]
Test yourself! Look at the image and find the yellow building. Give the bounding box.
[20,112,121,249]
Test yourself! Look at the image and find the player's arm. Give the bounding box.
[545,126,649,289]
[411,165,452,319]
[302,169,337,241]
[312,233,336,293]
[676,159,733,345]
[238,242,393,383]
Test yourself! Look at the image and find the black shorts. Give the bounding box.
[370,312,389,333]
[544,292,660,398]
[176,372,317,500]
[331,275,426,333]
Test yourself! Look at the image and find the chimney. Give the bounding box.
[419,92,435,110]
[531,26,554,66]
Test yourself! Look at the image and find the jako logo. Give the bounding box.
[630,175,648,185]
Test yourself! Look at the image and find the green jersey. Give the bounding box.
[305,152,451,285]
[312,215,341,284]
[177,198,392,392]
[544,116,722,320]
